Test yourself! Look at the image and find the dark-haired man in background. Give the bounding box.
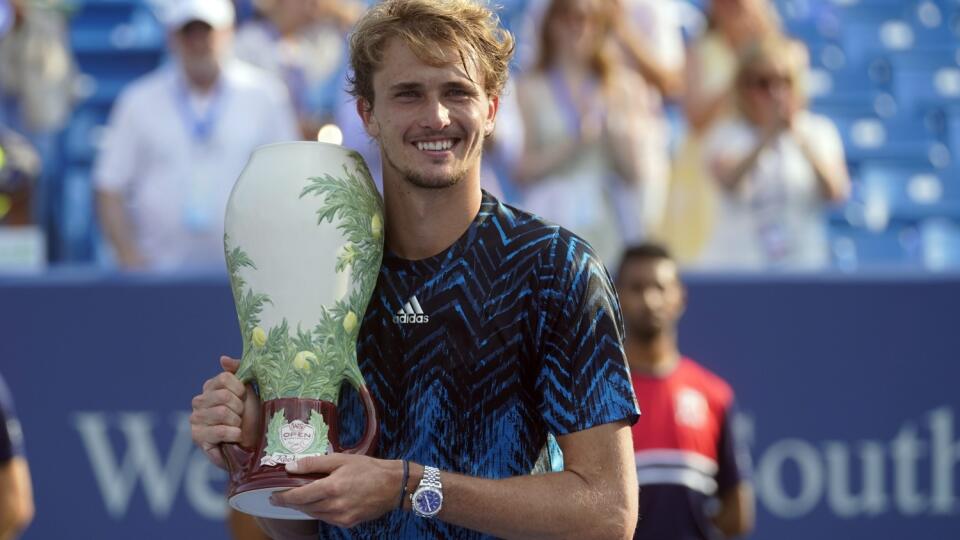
[617,243,754,539]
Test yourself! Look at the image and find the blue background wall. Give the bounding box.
[1,271,958,539]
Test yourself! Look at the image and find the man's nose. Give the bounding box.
[642,288,663,309]
[419,97,451,131]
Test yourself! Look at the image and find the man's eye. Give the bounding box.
[448,89,472,98]
[395,91,418,98]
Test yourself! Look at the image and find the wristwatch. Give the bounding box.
[410,465,443,518]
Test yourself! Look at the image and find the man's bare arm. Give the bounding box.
[96,190,145,269]
[271,421,638,540]
[0,457,34,540]
[712,482,755,538]
[436,421,637,539]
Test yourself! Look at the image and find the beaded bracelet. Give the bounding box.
[398,459,410,509]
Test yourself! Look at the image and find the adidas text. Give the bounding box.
[393,313,430,324]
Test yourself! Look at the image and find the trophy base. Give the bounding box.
[229,487,316,520]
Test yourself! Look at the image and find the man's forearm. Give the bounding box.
[431,468,633,540]
[95,190,143,267]
[411,423,637,540]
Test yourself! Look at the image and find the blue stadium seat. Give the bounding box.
[56,167,98,262]
[920,217,960,269]
[890,50,960,115]
[829,223,922,270]
[832,114,941,165]
[858,163,960,220]
[64,105,110,164]
[836,5,913,68]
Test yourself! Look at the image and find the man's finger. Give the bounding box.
[220,355,241,373]
[204,371,245,398]
[270,479,334,507]
[286,454,349,475]
[191,388,244,414]
[193,405,242,428]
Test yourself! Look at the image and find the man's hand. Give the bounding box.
[269,454,403,528]
[190,356,260,469]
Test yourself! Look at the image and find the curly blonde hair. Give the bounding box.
[347,0,515,107]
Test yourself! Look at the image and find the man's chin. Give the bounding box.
[403,171,464,190]
[629,324,662,343]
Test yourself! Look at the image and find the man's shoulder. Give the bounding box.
[482,196,606,280]
[116,67,172,107]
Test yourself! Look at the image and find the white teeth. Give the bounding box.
[416,140,454,151]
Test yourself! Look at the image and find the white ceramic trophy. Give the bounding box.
[222,141,383,519]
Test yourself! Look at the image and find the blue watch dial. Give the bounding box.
[414,489,442,515]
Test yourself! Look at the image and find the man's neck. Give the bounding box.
[382,172,483,261]
[182,67,220,95]
[625,330,680,376]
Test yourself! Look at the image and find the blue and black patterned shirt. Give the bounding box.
[325,191,639,539]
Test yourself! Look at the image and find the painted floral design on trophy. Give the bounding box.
[222,145,383,519]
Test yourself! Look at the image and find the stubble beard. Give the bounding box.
[380,137,478,190]
[626,316,663,344]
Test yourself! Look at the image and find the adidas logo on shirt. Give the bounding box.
[393,295,430,324]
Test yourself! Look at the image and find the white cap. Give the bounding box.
[163,0,235,31]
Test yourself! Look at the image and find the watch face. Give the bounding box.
[413,487,442,516]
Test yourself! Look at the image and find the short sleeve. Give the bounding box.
[535,232,639,436]
[93,88,142,193]
[714,401,751,495]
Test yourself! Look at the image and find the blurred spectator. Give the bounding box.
[93,0,298,271]
[616,243,754,540]
[0,0,77,226]
[0,371,34,540]
[660,0,781,265]
[609,0,686,244]
[233,0,361,140]
[699,37,850,270]
[514,0,648,267]
[0,0,75,135]
[0,127,39,226]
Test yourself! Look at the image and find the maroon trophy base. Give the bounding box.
[224,391,378,519]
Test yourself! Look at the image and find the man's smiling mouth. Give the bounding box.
[413,139,459,152]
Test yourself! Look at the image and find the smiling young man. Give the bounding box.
[190,1,639,538]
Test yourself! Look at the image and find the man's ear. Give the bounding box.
[356,97,379,138]
[484,95,499,137]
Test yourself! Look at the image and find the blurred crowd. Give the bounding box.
[0,0,854,273]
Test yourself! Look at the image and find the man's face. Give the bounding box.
[617,257,685,341]
[358,38,498,190]
[173,21,231,79]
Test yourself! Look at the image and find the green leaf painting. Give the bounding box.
[262,410,288,457]
[301,410,330,455]
[225,152,384,402]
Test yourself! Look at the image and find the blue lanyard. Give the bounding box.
[174,74,227,143]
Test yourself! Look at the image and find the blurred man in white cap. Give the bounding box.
[94,0,299,271]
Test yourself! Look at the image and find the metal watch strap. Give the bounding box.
[420,466,441,489]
